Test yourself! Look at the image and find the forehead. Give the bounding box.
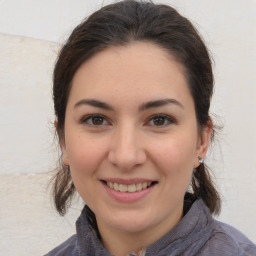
[68,42,193,109]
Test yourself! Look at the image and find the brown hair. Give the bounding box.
[52,0,221,216]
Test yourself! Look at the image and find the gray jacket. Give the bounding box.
[44,199,256,255]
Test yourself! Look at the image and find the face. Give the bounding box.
[61,42,211,241]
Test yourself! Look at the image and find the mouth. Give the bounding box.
[101,180,158,193]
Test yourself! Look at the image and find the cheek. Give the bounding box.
[65,133,108,175]
[65,134,110,205]
[150,135,197,172]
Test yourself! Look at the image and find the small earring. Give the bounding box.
[198,156,204,164]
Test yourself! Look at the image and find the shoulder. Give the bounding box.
[198,220,256,256]
[44,235,79,256]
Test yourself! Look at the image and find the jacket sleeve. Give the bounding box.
[196,222,256,256]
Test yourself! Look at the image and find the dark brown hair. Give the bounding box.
[52,0,221,216]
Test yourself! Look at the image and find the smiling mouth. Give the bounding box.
[101,181,158,193]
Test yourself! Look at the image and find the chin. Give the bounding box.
[113,221,150,233]
[104,211,154,233]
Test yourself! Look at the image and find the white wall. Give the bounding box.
[0,0,255,255]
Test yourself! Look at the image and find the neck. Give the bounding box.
[96,204,183,256]
[99,228,148,256]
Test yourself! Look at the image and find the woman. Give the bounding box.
[45,0,256,255]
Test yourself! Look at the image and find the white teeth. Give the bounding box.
[127,184,136,193]
[105,181,154,193]
[119,184,128,192]
[142,182,147,189]
[107,181,113,189]
[136,183,143,191]
[114,182,119,191]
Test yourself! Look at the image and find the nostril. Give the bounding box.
[108,153,147,170]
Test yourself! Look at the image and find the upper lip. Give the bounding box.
[101,178,157,185]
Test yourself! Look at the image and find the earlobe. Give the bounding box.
[54,119,58,130]
[61,140,69,166]
[62,152,69,166]
[55,119,69,166]
[198,156,204,164]
[194,122,212,168]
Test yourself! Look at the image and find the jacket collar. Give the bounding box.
[76,199,214,256]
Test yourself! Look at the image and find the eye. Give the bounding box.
[80,114,110,126]
[147,114,175,127]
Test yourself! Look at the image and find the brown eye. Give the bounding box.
[153,116,166,126]
[148,114,174,127]
[81,114,109,126]
[91,116,104,125]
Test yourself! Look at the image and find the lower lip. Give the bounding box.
[102,182,156,203]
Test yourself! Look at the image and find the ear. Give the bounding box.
[194,120,212,168]
[54,119,69,166]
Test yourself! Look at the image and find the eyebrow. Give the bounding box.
[74,98,183,111]
[139,98,184,111]
[74,99,114,110]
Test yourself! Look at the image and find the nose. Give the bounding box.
[108,123,146,171]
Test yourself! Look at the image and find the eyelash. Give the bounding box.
[80,114,110,127]
[147,114,176,127]
[80,113,175,128]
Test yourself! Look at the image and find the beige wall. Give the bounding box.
[0,1,255,255]
[0,33,82,255]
